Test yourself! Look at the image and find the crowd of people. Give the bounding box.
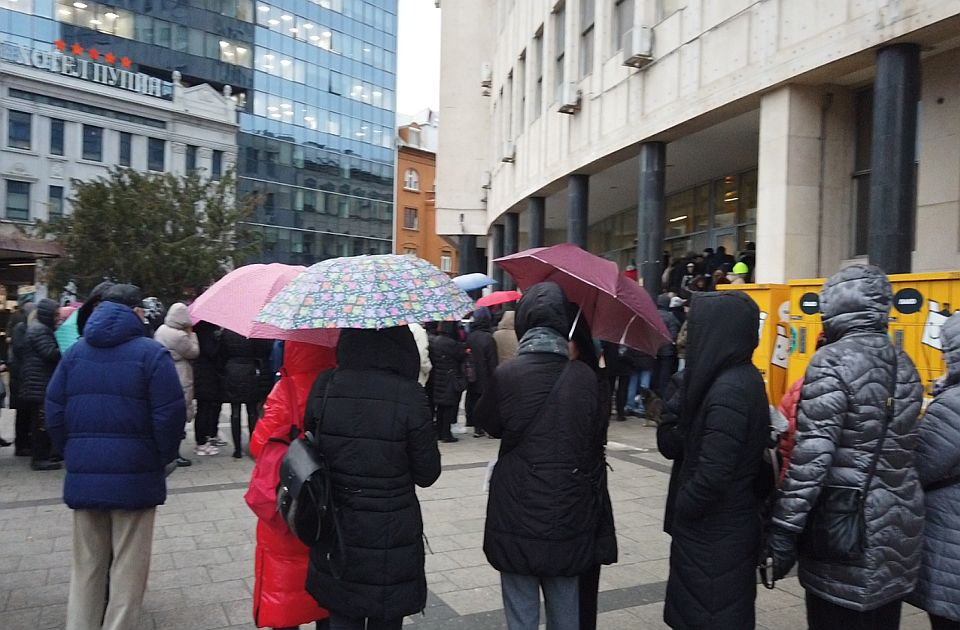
[5,258,960,630]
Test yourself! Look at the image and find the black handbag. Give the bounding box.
[798,357,897,562]
[277,373,336,546]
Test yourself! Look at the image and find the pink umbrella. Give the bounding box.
[495,244,671,356]
[476,290,522,308]
[190,263,339,346]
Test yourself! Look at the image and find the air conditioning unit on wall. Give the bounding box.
[558,83,581,114]
[623,27,654,68]
[500,142,515,163]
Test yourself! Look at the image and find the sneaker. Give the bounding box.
[194,444,219,456]
[210,436,228,447]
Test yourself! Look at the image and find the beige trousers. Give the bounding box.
[66,508,156,630]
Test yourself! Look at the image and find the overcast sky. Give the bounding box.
[396,0,441,116]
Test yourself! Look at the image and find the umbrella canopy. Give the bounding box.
[55,308,80,352]
[190,263,339,346]
[258,254,476,330]
[495,244,671,355]
[476,290,522,308]
[453,272,497,292]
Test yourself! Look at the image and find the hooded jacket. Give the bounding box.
[657,294,680,358]
[427,321,466,406]
[492,310,519,363]
[154,303,200,418]
[906,312,960,621]
[466,307,498,394]
[772,264,924,611]
[45,302,186,510]
[305,327,441,620]
[220,329,272,403]
[663,291,769,630]
[193,321,223,402]
[478,282,601,577]
[249,341,336,628]
[20,298,61,403]
[8,302,35,409]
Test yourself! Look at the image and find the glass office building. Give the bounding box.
[0,0,397,265]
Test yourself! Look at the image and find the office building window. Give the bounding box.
[440,254,452,273]
[6,181,30,221]
[403,207,418,230]
[48,185,64,219]
[186,145,198,172]
[532,26,544,119]
[148,138,165,171]
[404,246,417,256]
[212,150,223,179]
[579,0,594,77]
[613,0,634,51]
[517,51,526,131]
[8,111,31,150]
[404,168,419,191]
[554,1,565,102]
[50,119,64,156]
[82,125,103,161]
[119,132,132,166]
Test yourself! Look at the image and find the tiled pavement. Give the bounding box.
[0,408,935,629]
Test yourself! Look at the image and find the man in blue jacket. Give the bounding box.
[46,284,186,630]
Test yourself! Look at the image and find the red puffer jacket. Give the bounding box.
[249,341,336,628]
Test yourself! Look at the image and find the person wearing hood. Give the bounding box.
[303,327,440,629]
[247,341,337,630]
[493,310,519,363]
[194,320,226,452]
[428,320,466,443]
[45,284,186,630]
[766,265,923,629]
[21,298,61,470]
[465,307,498,438]
[476,282,600,630]
[220,329,272,458]
[655,294,681,399]
[154,304,202,453]
[8,301,36,456]
[662,291,769,630]
[908,312,960,630]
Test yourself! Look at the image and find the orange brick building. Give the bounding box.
[395,111,457,274]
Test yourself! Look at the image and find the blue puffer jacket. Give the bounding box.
[46,302,186,510]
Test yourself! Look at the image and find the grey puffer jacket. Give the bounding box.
[772,264,924,611]
[906,312,960,621]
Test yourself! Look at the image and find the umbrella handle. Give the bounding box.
[568,307,582,341]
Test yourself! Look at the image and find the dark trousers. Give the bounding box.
[465,390,482,429]
[327,612,401,630]
[656,356,678,398]
[436,405,457,440]
[195,400,221,445]
[26,403,51,462]
[610,374,628,416]
[578,565,601,630]
[230,401,258,454]
[275,619,330,630]
[14,405,32,452]
[805,593,902,630]
[930,614,960,630]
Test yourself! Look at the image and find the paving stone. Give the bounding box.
[152,602,230,629]
[149,565,211,590]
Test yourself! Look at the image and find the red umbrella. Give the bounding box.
[476,290,522,308]
[495,244,671,355]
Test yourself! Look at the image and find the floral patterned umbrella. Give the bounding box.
[257,254,476,330]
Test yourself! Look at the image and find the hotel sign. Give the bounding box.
[0,40,172,100]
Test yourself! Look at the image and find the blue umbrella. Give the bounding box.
[453,273,497,292]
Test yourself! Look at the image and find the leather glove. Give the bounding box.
[765,526,798,581]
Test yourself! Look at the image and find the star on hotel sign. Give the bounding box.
[71,43,83,56]
[120,56,132,69]
[88,48,99,61]
[104,52,115,65]
[54,39,66,51]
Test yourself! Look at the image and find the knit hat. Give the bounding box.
[732,262,749,275]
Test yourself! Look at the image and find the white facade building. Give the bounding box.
[436,0,960,284]
[0,40,238,296]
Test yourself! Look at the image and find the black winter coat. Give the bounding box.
[663,291,769,630]
[466,310,498,395]
[478,282,601,577]
[8,318,28,409]
[428,328,466,406]
[20,300,61,403]
[193,321,222,402]
[305,327,441,620]
[220,329,264,403]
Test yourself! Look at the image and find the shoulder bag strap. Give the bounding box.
[861,350,898,504]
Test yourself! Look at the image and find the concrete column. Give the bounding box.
[636,142,666,297]
[490,224,505,287]
[868,44,920,274]
[567,174,589,248]
[528,197,546,247]
[756,85,828,283]
[503,213,519,290]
